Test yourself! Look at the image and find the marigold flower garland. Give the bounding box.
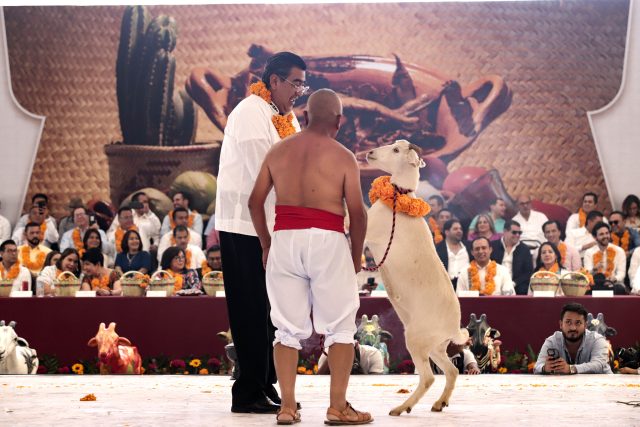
[428,216,443,243]
[72,228,84,255]
[0,262,20,281]
[468,260,497,296]
[538,262,560,274]
[611,230,630,251]
[168,211,195,230]
[369,176,431,217]
[249,81,297,139]
[165,269,184,292]
[39,222,47,241]
[557,242,567,267]
[115,226,138,253]
[20,246,46,272]
[593,246,616,278]
[90,275,111,291]
[578,208,586,228]
[201,260,212,276]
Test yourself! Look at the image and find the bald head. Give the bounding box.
[306,88,342,126]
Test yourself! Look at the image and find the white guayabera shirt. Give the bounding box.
[215,94,301,237]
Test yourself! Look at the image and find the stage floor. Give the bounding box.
[1,374,639,426]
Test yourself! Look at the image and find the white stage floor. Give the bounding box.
[1,374,639,426]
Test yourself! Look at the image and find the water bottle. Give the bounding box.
[35,278,45,297]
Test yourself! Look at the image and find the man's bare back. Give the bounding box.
[264,129,357,217]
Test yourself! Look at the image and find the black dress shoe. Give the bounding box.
[231,399,280,414]
[264,386,302,409]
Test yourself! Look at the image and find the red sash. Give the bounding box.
[274,205,344,233]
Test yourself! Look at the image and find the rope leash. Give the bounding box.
[362,186,400,272]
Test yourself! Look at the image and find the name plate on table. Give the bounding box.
[533,290,556,298]
[591,290,614,298]
[458,290,480,297]
[10,291,33,298]
[75,291,96,298]
[146,290,167,298]
[370,290,388,298]
[215,291,226,297]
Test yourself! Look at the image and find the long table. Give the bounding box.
[0,296,637,365]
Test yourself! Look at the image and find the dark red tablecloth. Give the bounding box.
[0,296,637,364]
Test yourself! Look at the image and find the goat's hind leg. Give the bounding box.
[428,343,459,412]
[389,343,435,416]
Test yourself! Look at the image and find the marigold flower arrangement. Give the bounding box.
[428,217,443,243]
[557,242,567,266]
[199,368,209,375]
[468,260,497,295]
[71,363,84,375]
[249,81,297,139]
[90,275,111,291]
[0,262,21,281]
[612,230,630,251]
[369,176,431,217]
[593,247,616,278]
[538,262,560,274]
[168,211,195,230]
[115,226,138,253]
[20,246,46,272]
[72,228,84,255]
[189,358,202,368]
[578,208,587,227]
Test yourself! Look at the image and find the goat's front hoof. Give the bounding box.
[406,406,412,414]
[389,406,404,416]
[431,401,448,412]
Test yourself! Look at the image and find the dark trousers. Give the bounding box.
[220,231,277,405]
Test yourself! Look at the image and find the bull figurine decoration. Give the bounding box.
[587,312,617,367]
[356,314,393,374]
[88,322,142,374]
[466,313,501,373]
[0,320,38,375]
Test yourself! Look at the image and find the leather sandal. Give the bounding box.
[325,401,373,425]
[276,406,301,425]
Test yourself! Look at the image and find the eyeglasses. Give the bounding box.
[280,77,310,95]
[511,230,523,235]
[609,220,619,225]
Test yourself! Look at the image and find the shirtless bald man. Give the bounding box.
[249,89,373,425]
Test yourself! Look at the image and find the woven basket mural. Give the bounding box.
[4,1,628,218]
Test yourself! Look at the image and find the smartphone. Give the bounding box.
[89,214,96,225]
[547,348,559,360]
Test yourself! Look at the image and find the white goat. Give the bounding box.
[0,320,39,375]
[365,140,468,415]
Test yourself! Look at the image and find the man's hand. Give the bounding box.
[96,288,111,296]
[545,357,570,374]
[353,258,362,274]
[583,241,597,252]
[466,365,481,375]
[262,246,270,270]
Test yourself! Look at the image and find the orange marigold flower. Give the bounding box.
[369,176,431,217]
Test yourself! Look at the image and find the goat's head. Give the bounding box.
[88,322,132,363]
[366,140,425,190]
[0,321,23,362]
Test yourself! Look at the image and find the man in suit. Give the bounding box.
[436,219,472,290]
[490,219,533,295]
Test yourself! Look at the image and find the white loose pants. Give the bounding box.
[266,228,360,350]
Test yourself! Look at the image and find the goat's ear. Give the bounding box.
[16,337,29,347]
[87,337,98,347]
[407,149,422,168]
[117,337,132,346]
[418,158,426,168]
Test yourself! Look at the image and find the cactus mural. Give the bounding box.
[116,6,196,146]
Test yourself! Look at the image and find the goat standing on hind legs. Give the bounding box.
[365,140,469,416]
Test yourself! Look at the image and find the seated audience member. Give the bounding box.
[622,194,640,233]
[583,222,626,285]
[436,208,453,232]
[157,208,202,258]
[109,192,161,249]
[317,342,384,375]
[534,302,612,374]
[200,245,222,277]
[57,198,84,238]
[565,192,601,234]
[14,193,57,234]
[541,220,582,271]
[60,206,109,253]
[0,240,32,292]
[159,246,201,291]
[37,248,81,296]
[427,195,445,244]
[565,210,603,259]
[431,341,481,375]
[512,195,548,247]
[456,237,515,296]
[468,197,507,234]
[490,220,533,295]
[82,228,113,268]
[609,210,640,257]
[467,214,500,242]
[80,248,122,296]
[12,204,59,248]
[435,219,471,290]
[529,242,567,296]
[107,206,150,254]
[114,229,151,275]
[44,250,61,269]
[160,191,203,236]
[17,222,51,276]
[166,225,206,269]
[204,215,220,250]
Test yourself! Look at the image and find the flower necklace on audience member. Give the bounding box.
[0,262,21,280]
[201,260,212,276]
[611,230,630,251]
[468,260,497,295]
[115,226,138,253]
[168,211,195,230]
[538,262,560,274]
[593,247,616,278]
[369,176,431,217]
[428,217,443,244]
[20,246,46,272]
[72,228,85,255]
[557,242,567,267]
[249,81,297,139]
[90,274,111,291]
[165,269,184,292]
[578,208,586,227]
[39,222,47,241]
